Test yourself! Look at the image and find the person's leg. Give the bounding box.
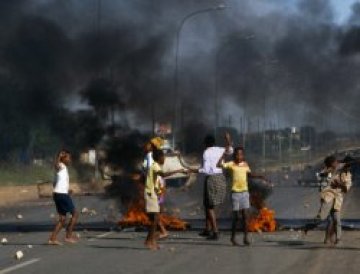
[151,213,160,249]
[231,211,240,246]
[242,209,251,245]
[199,207,212,236]
[158,217,169,239]
[145,213,155,249]
[304,200,332,234]
[208,208,219,234]
[206,209,212,231]
[333,210,342,244]
[61,195,78,243]
[200,177,212,236]
[206,207,220,240]
[65,211,79,242]
[49,215,66,245]
[324,213,334,244]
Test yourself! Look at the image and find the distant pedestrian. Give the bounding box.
[49,150,79,245]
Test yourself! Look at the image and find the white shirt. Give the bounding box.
[199,146,233,175]
[53,163,70,194]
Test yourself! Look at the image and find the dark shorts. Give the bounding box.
[203,174,227,209]
[53,193,75,216]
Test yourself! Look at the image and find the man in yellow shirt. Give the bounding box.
[218,147,266,246]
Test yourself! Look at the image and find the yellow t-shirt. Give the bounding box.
[222,161,251,192]
[145,162,162,196]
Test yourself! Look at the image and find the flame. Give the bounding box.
[246,185,277,232]
[247,207,277,232]
[118,174,188,230]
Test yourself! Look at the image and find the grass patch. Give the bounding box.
[0,163,83,186]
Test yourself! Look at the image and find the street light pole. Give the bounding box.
[172,4,228,149]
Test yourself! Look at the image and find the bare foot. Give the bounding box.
[145,242,158,251]
[159,233,169,240]
[64,237,78,244]
[48,239,63,246]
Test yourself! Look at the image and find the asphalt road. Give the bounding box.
[1,230,360,274]
[0,183,359,273]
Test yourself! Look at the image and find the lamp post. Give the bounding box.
[172,4,228,149]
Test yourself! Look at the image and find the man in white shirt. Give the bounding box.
[192,133,232,240]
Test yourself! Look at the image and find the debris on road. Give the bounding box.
[1,238,8,244]
[16,214,23,220]
[27,245,33,249]
[81,207,97,216]
[15,250,24,260]
[171,208,181,214]
[81,207,89,214]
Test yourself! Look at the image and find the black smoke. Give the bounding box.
[1,0,360,160]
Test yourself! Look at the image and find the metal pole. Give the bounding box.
[278,135,282,162]
[173,5,228,148]
[289,132,292,167]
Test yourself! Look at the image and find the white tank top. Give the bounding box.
[53,163,69,194]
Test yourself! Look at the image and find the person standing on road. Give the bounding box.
[142,137,169,239]
[48,150,79,245]
[304,155,352,245]
[217,146,268,246]
[144,149,187,250]
[191,133,233,240]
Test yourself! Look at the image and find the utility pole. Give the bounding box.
[278,133,282,163]
[262,119,266,171]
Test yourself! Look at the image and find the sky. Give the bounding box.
[3,0,360,135]
[331,0,358,23]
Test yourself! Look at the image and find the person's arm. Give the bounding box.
[217,152,227,168]
[333,172,352,193]
[190,150,208,174]
[156,169,188,178]
[224,132,233,154]
[188,168,199,173]
[224,132,231,147]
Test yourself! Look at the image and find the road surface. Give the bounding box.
[0,183,359,273]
